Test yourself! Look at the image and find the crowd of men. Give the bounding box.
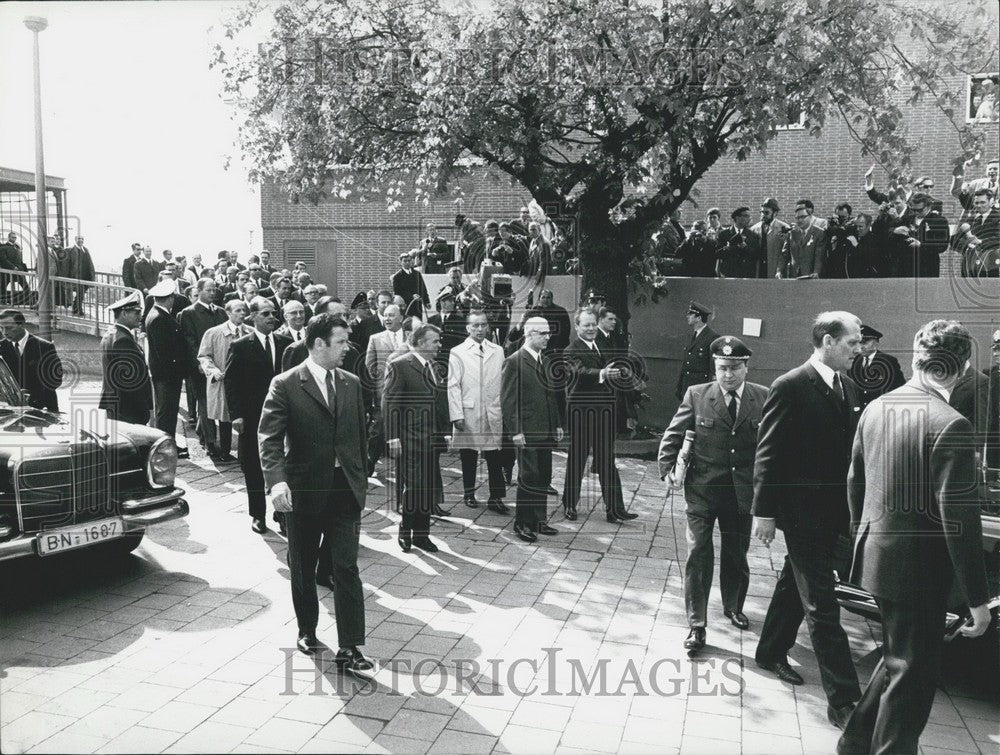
[653,159,1000,280]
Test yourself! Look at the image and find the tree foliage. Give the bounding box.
[214,0,997,310]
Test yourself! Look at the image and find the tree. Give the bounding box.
[214,0,997,313]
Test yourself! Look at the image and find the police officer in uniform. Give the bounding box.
[659,336,767,652]
[848,324,905,409]
[98,291,153,425]
[675,301,718,400]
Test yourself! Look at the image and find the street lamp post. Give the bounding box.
[24,15,52,341]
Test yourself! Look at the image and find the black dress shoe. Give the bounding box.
[606,511,623,524]
[513,523,537,543]
[487,498,510,514]
[177,448,190,459]
[296,633,319,655]
[315,574,335,590]
[546,486,558,496]
[397,530,412,552]
[537,523,558,536]
[335,646,374,673]
[724,610,750,630]
[614,509,639,521]
[216,453,236,463]
[827,703,856,731]
[251,518,267,534]
[463,495,480,508]
[432,504,450,517]
[565,508,578,521]
[412,537,439,553]
[684,627,706,652]
[756,659,804,685]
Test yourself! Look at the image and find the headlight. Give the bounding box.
[146,436,178,489]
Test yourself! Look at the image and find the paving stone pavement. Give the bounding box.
[1,383,997,754]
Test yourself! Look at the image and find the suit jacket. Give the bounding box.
[848,383,988,606]
[675,326,718,400]
[144,305,188,382]
[912,210,950,278]
[988,365,1000,469]
[751,219,791,278]
[258,363,368,514]
[355,315,385,355]
[949,366,992,450]
[659,381,768,512]
[133,258,160,292]
[391,268,430,310]
[501,348,563,444]
[99,324,152,423]
[224,331,292,423]
[532,304,572,352]
[366,329,406,401]
[779,221,828,277]
[956,208,1000,277]
[447,338,505,451]
[1,334,62,411]
[122,254,139,290]
[716,226,763,278]
[752,362,862,535]
[563,337,614,406]
[68,245,95,282]
[849,350,906,409]
[383,352,449,465]
[282,339,373,415]
[198,322,249,421]
[177,302,227,373]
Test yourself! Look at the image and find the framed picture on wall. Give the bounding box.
[967,72,999,123]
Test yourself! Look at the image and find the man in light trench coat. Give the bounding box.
[197,299,250,463]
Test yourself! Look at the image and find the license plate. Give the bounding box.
[37,517,124,555]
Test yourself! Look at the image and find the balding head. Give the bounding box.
[523,316,552,352]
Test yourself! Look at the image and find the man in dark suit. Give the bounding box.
[354,289,391,355]
[838,320,991,754]
[560,308,636,524]
[384,323,449,553]
[391,251,430,312]
[258,314,374,670]
[953,188,1000,277]
[178,279,227,457]
[99,292,152,425]
[532,289,572,355]
[502,316,564,542]
[906,192,950,278]
[848,324,906,409]
[122,242,142,291]
[0,309,63,411]
[675,301,718,400]
[225,297,292,534]
[716,207,763,278]
[145,280,189,456]
[67,236,96,316]
[752,311,864,729]
[659,337,768,653]
[133,246,161,295]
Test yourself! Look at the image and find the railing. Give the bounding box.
[0,267,137,335]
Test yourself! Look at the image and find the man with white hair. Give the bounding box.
[366,304,405,474]
[502,316,564,542]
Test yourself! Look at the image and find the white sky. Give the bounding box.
[0,1,263,273]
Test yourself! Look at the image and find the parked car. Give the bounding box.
[0,360,187,562]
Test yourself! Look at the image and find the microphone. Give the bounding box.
[672,430,696,487]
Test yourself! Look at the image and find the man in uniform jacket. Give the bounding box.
[503,316,564,542]
[659,336,767,653]
[716,207,763,278]
[0,309,63,411]
[778,204,829,278]
[178,279,227,457]
[384,323,450,553]
[675,301,718,401]
[144,281,189,452]
[391,252,430,312]
[848,324,906,409]
[225,297,292,534]
[198,300,249,462]
[560,309,636,523]
[258,314,374,670]
[99,292,152,425]
[752,311,864,730]
[448,310,509,514]
[838,320,991,754]
[752,198,791,279]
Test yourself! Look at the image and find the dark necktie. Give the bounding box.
[832,373,845,403]
[325,370,336,416]
[264,337,273,372]
[727,390,738,422]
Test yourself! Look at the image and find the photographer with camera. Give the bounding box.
[716,207,763,278]
[823,203,858,279]
[676,220,718,277]
[871,190,916,277]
